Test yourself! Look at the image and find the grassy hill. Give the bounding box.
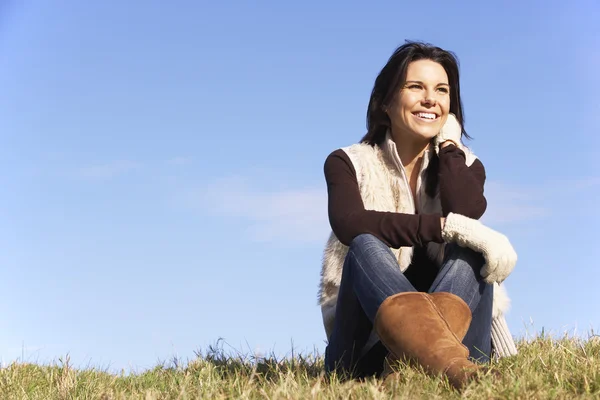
[1,335,598,399]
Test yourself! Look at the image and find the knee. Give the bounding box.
[445,244,485,268]
[443,244,486,280]
[347,234,391,268]
[349,233,385,252]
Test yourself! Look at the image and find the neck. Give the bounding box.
[391,128,430,168]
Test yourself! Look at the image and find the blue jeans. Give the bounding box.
[324,234,493,378]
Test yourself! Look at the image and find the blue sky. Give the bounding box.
[1,1,598,372]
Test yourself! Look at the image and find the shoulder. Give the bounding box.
[462,146,486,175]
[324,148,351,171]
[324,143,380,172]
[341,142,381,160]
[440,143,481,168]
[459,145,486,182]
[460,145,479,167]
[324,148,355,182]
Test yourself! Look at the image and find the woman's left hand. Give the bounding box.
[442,213,517,284]
[434,113,462,153]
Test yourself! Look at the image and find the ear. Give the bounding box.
[382,104,389,116]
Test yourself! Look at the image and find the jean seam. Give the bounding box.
[349,246,415,318]
[350,248,395,301]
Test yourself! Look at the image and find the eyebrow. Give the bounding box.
[405,80,450,86]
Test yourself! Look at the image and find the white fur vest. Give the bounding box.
[318,133,517,358]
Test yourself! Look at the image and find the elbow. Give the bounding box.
[329,213,362,246]
[336,234,354,247]
[442,196,487,220]
[331,222,357,247]
[467,197,487,219]
[460,196,487,220]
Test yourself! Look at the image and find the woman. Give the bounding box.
[318,41,518,390]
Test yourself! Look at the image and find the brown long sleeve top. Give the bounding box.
[324,144,487,249]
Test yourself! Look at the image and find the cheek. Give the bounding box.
[389,95,409,120]
[397,93,418,113]
[439,97,451,115]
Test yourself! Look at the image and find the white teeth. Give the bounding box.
[416,112,436,120]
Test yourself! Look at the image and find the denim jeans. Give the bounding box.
[324,233,493,378]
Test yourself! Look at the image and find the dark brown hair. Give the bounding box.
[361,40,471,197]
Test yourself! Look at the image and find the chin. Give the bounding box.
[412,130,438,141]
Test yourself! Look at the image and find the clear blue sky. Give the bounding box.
[1,0,598,372]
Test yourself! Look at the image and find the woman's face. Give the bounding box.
[387,59,451,143]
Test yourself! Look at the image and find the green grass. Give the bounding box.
[1,335,599,399]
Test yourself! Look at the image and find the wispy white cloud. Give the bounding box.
[561,176,600,191]
[77,160,141,179]
[482,177,600,225]
[180,177,329,244]
[481,181,550,225]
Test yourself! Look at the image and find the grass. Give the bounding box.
[1,335,599,399]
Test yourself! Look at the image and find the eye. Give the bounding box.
[437,87,449,94]
[407,84,422,90]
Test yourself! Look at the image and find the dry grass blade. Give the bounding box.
[0,336,598,399]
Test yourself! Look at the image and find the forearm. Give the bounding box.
[329,207,444,248]
[325,150,444,248]
[438,144,487,219]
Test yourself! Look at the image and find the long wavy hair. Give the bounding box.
[361,41,471,197]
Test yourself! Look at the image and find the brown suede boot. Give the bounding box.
[430,292,502,381]
[429,292,472,341]
[381,292,473,382]
[374,292,482,390]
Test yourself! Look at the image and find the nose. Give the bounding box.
[423,90,436,106]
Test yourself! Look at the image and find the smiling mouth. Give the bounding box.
[412,112,439,121]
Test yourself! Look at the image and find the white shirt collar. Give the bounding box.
[381,130,434,175]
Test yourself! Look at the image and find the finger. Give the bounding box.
[481,263,490,277]
[484,273,496,284]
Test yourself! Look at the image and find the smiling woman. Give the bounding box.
[317,41,518,391]
[387,60,451,140]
